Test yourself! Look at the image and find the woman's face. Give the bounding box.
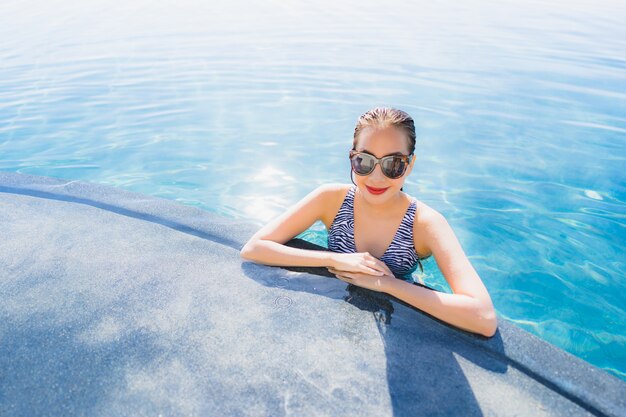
[352,126,415,205]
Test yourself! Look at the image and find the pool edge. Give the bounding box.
[1,171,624,416]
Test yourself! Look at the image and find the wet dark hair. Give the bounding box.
[353,107,416,155]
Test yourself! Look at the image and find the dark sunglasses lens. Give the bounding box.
[382,157,407,178]
[352,154,375,175]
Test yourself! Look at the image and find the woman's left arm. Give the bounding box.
[385,209,497,337]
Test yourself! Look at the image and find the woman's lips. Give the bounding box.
[366,185,389,195]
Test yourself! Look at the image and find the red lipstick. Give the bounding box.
[366,185,389,195]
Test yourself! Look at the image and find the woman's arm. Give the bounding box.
[240,185,392,275]
[385,279,497,337]
[328,207,497,337]
[386,208,497,337]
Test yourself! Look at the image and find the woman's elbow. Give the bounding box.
[477,305,498,337]
[240,240,257,261]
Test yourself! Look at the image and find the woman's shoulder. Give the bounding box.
[410,198,445,226]
[311,183,353,229]
[409,197,448,257]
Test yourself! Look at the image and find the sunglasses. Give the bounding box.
[349,150,413,179]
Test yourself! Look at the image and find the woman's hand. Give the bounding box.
[327,266,396,293]
[329,252,394,277]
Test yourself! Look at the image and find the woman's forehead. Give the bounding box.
[355,127,410,155]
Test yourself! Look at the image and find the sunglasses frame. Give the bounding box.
[349,150,413,179]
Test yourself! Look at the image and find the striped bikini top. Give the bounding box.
[327,186,421,280]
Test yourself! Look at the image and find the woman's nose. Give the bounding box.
[370,163,386,181]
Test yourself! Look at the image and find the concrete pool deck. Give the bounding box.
[1,172,624,417]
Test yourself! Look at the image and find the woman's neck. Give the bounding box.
[354,187,406,216]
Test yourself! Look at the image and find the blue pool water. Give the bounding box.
[0,0,624,380]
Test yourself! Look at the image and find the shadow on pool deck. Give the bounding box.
[1,172,624,417]
[243,259,503,417]
[244,239,620,417]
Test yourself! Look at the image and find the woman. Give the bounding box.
[240,107,497,337]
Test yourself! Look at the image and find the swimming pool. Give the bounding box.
[0,0,624,381]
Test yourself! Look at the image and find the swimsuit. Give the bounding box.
[327,186,422,281]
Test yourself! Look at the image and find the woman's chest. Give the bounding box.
[353,212,406,259]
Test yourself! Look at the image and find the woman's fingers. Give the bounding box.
[366,259,393,276]
[329,252,391,276]
[360,264,384,275]
[328,263,386,277]
[361,254,390,273]
[327,268,354,281]
[329,267,354,277]
[335,273,353,282]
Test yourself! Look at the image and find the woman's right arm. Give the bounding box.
[240,184,391,276]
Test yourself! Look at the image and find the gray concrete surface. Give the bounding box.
[0,171,624,417]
